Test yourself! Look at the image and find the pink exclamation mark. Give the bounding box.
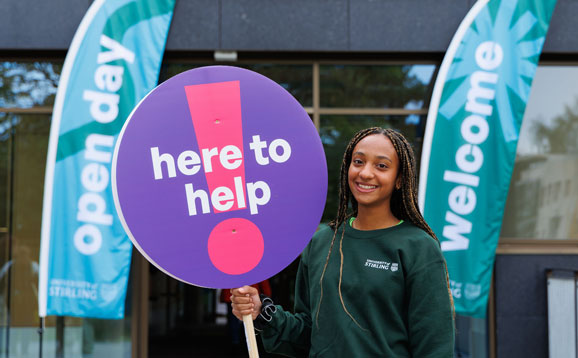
[185,81,264,275]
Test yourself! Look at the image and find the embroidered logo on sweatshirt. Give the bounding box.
[364,259,399,272]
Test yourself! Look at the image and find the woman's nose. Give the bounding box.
[359,165,374,179]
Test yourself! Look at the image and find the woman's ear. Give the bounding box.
[395,178,401,190]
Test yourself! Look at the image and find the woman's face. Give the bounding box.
[347,134,400,211]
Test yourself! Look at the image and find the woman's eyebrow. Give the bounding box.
[353,152,393,163]
[376,155,393,163]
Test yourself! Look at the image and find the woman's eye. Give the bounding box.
[353,159,363,165]
[377,163,388,169]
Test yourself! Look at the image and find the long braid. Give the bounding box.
[329,127,378,230]
[315,224,343,328]
[317,127,454,329]
[316,128,375,328]
[382,129,455,313]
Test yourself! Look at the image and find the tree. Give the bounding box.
[532,98,578,154]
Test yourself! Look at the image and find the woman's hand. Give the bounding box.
[231,285,262,321]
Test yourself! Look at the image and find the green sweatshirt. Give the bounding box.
[260,221,455,357]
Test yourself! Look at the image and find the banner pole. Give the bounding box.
[38,317,44,358]
[242,315,259,358]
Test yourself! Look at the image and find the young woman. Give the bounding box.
[231,127,455,357]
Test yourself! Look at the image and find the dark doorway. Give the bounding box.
[147,259,300,358]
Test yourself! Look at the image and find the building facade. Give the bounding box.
[1,0,578,357]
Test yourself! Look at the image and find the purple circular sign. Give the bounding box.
[112,66,327,288]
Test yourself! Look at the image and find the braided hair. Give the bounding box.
[315,127,454,328]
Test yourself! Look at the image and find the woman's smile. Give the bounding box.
[354,182,378,192]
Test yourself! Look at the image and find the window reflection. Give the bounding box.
[501,66,578,240]
[0,113,9,229]
[320,64,436,109]
[239,64,313,107]
[160,63,313,106]
[0,62,61,108]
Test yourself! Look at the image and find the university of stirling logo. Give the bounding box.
[365,259,399,272]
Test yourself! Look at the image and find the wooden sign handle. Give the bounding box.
[243,314,260,358]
